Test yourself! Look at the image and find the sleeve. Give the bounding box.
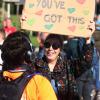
[78,37,94,60]
[34,75,57,100]
[82,42,94,63]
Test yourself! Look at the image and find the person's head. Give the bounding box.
[1,31,33,70]
[2,19,6,28]
[5,18,12,28]
[44,34,63,62]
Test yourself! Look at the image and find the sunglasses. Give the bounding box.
[44,42,61,50]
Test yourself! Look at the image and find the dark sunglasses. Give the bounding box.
[44,42,61,50]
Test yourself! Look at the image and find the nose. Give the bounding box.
[49,45,53,50]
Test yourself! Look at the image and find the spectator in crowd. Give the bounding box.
[95,0,100,18]
[96,15,100,30]
[37,32,49,58]
[63,35,80,59]
[0,29,6,71]
[1,31,57,100]
[0,29,6,47]
[95,0,100,30]
[73,37,95,100]
[63,21,98,100]
[2,18,17,36]
[2,19,6,29]
[91,41,100,100]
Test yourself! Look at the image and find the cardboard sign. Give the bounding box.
[21,0,95,37]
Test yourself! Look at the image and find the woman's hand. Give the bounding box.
[87,20,95,35]
[86,20,95,44]
[20,9,27,25]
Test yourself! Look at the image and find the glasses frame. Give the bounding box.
[44,42,61,50]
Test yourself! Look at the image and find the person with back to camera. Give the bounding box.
[1,31,57,100]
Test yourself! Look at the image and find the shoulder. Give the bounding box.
[31,74,57,100]
[32,74,49,84]
[25,74,50,90]
[35,57,47,68]
[3,71,23,79]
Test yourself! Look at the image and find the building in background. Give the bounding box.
[0,0,25,18]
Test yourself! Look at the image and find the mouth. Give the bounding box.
[47,51,55,56]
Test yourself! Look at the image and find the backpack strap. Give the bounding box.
[13,70,37,99]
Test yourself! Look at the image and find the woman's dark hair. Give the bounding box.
[1,31,32,70]
[44,34,63,49]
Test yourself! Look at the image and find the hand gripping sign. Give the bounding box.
[21,0,95,37]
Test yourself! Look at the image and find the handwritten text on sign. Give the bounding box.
[21,0,95,37]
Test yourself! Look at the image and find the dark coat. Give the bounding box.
[35,55,80,100]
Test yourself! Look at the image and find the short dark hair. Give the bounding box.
[1,31,31,70]
[44,34,63,49]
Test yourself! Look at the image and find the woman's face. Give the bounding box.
[44,42,61,62]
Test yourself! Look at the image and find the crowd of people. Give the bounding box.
[0,20,99,100]
[0,7,100,100]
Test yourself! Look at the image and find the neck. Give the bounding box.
[48,59,57,72]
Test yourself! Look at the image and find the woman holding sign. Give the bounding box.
[35,34,80,100]
[34,21,96,100]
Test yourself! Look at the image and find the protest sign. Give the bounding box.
[21,0,95,37]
